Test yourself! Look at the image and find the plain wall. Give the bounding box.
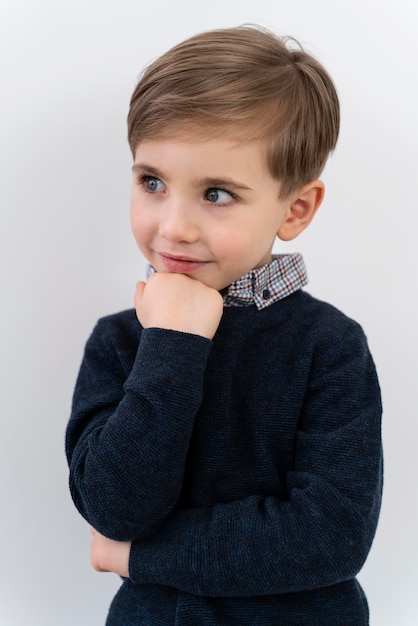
[1,0,417,624]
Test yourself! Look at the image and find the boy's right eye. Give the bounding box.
[140,175,165,193]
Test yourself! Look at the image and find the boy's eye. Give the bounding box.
[205,188,234,204]
[141,176,165,193]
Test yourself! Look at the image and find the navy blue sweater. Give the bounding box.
[66,289,382,625]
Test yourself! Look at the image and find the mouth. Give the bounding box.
[158,252,209,274]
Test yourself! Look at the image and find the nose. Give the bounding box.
[158,198,200,243]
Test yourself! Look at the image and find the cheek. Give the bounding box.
[211,228,245,259]
[130,207,153,244]
[218,220,257,253]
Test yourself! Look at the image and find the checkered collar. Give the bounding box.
[146,253,307,311]
[222,253,307,310]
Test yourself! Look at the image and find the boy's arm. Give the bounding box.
[124,325,383,596]
[66,273,223,541]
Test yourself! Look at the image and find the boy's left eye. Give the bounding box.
[205,188,234,204]
[139,175,165,193]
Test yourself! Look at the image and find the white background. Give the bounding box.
[1,1,417,624]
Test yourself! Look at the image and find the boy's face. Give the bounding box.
[130,136,295,291]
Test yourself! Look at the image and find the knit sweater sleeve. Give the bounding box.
[127,323,383,596]
[65,318,212,540]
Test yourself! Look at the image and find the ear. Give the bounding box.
[277,180,325,241]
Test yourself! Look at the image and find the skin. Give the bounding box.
[90,134,325,577]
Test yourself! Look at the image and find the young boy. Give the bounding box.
[66,25,382,625]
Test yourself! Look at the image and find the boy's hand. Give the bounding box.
[134,273,224,339]
[90,528,131,578]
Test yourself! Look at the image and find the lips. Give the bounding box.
[158,253,209,274]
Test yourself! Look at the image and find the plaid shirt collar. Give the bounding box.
[146,253,307,311]
[222,253,307,310]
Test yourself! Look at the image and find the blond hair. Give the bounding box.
[127,25,339,197]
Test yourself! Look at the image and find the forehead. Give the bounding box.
[134,134,267,168]
[135,126,270,163]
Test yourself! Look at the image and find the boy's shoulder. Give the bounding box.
[297,289,360,323]
[96,307,138,328]
[265,289,365,338]
[87,308,141,352]
[264,290,375,374]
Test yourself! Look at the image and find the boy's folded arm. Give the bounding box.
[129,461,382,597]
[129,446,383,597]
[66,323,212,541]
[128,328,383,596]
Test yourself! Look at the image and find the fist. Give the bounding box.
[135,273,223,339]
[90,528,130,577]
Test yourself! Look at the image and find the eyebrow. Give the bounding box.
[196,177,253,191]
[132,163,163,178]
[132,163,253,192]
